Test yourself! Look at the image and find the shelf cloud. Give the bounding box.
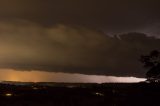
[0,20,159,77]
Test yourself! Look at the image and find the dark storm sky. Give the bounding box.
[0,0,160,77]
[0,0,160,34]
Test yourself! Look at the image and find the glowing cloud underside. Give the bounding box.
[0,69,146,83]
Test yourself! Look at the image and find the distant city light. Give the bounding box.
[5,93,13,97]
[94,92,104,96]
[32,86,39,90]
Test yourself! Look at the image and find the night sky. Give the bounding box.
[0,0,159,82]
[1,0,160,36]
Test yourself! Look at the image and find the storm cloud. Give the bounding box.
[0,0,160,36]
[0,20,159,77]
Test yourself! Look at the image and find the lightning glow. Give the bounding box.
[0,69,146,83]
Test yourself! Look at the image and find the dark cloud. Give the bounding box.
[0,20,159,77]
[0,1,160,77]
[0,0,160,36]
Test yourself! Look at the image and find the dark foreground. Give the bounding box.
[0,82,160,106]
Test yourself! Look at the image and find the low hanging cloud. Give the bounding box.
[0,20,159,77]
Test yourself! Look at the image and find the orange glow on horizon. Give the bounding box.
[0,69,146,83]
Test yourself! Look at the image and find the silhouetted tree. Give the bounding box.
[140,50,160,81]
